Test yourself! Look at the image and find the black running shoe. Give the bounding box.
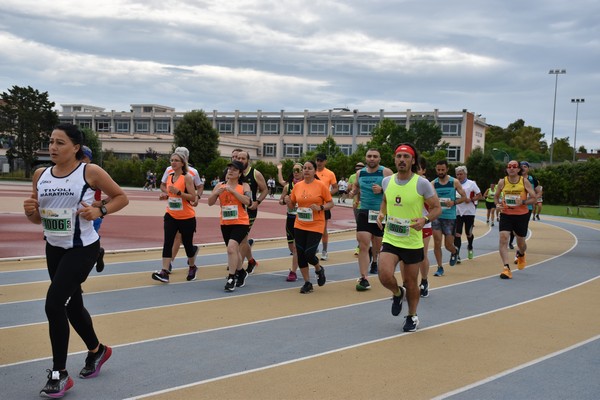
[300,281,313,294]
[391,286,406,316]
[151,269,169,283]
[40,369,73,398]
[224,276,236,292]
[369,261,378,274]
[96,247,105,273]
[403,315,419,332]
[186,265,198,281]
[79,344,112,379]
[420,281,429,297]
[246,259,258,274]
[316,266,326,286]
[356,277,371,291]
[235,268,248,287]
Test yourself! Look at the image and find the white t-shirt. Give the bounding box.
[456,179,481,216]
[338,180,348,192]
[161,165,202,187]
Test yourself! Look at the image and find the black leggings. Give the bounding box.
[162,213,197,259]
[294,228,322,268]
[45,240,100,370]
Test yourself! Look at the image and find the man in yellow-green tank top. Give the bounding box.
[376,143,441,332]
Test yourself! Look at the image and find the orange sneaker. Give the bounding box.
[516,252,526,270]
[500,266,512,279]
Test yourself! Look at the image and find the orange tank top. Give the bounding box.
[165,173,196,219]
[218,183,250,225]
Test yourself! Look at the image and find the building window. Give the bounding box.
[446,146,461,162]
[239,122,256,135]
[155,121,170,133]
[77,120,92,129]
[339,144,353,156]
[142,106,153,113]
[284,143,303,157]
[96,121,110,132]
[136,121,150,133]
[358,122,376,136]
[115,121,129,133]
[441,122,461,136]
[306,144,319,152]
[263,143,277,157]
[309,122,327,135]
[218,122,233,134]
[333,122,352,136]
[261,121,279,135]
[72,106,82,112]
[285,122,303,135]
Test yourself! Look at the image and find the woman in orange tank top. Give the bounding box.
[151,151,198,283]
[208,160,252,292]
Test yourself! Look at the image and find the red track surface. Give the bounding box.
[0,184,356,259]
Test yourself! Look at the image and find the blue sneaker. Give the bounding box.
[449,252,458,266]
[391,286,406,316]
[433,266,444,277]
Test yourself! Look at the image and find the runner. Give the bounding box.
[351,149,393,291]
[453,166,482,263]
[236,151,268,273]
[208,160,252,291]
[315,153,338,261]
[279,162,304,281]
[483,183,497,226]
[494,160,537,279]
[417,157,433,297]
[159,146,203,274]
[289,160,334,294]
[508,160,539,249]
[430,160,466,277]
[151,150,199,283]
[23,123,129,398]
[376,143,440,332]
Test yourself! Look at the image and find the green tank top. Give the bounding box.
[383,173,424,250]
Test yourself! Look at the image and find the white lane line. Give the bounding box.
[121,275,600,399]
[431,334,600,400]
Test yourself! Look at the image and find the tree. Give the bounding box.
[0,85,58,177]
[409,120,444,154]
[173,110,220,172]
[551,137,573,163]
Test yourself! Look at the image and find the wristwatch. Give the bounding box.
[424,216,430,224]
[100,205,108,216]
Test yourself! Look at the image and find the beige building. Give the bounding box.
[56,104,488,163]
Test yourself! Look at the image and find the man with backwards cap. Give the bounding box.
[377,143,441,332]
[315,153,338,261]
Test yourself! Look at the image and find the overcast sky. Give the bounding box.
[1,0,598,152]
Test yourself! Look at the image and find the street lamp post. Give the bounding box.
[492,148,510,163]
[549,69,566,164]
[571,98,585,162]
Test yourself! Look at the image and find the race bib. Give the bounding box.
[386,216,411,237]
[167,197,183,210]
[504,194,520,207]
[368,210,380,224]
[439,197,451,210]
[40,208,74,237]
[222,205,238,220]
[297,207,313,222]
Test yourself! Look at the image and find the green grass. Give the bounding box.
[477,202,600,221]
